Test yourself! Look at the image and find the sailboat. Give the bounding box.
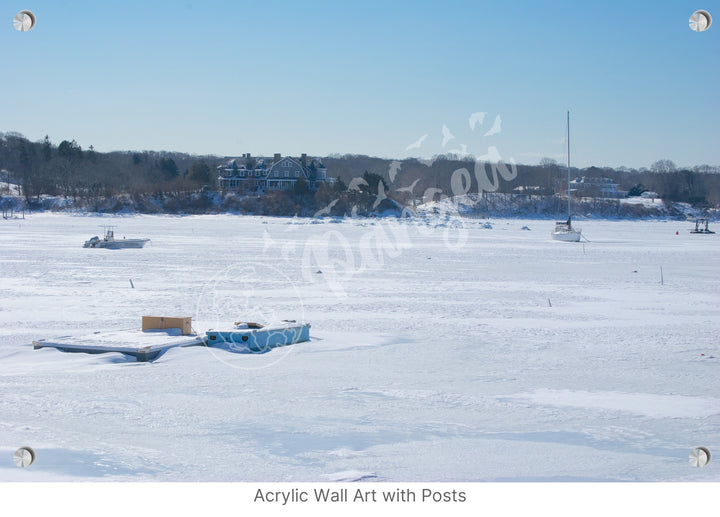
[552,111,582,242]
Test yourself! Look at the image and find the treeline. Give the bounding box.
[0,132,218,203]
[325,155,720,208]
[2,132,719,216]
[0,132,397,216]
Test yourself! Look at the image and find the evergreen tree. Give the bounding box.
[58,139,82,160]
[189,159,212,185]
[42,135,52,161]
[158,157,179,180]
[628,184,647,197]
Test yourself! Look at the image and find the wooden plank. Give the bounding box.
[142,316,192,335]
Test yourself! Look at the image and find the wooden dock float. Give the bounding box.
[33,318,205,361]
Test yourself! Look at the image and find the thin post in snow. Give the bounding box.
[129,279,135,289]
[548,298,552,307]
[660,266,664,286]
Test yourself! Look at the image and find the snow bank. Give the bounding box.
[1,214,718,482]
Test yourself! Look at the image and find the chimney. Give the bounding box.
[301,153,307,167]
[274,153,281,163]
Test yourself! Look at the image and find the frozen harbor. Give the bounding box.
[1,213,718,481]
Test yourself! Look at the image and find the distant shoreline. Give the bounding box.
[2,191,717,221]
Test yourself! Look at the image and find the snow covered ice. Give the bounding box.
[0,213,718,481]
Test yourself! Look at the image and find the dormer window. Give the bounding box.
[283,160,291,168]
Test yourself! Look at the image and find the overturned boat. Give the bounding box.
[84,226,150,249]
[205,320,310,353]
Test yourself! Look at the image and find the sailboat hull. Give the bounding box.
[551,229,581,242]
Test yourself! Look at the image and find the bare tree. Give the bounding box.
[650,159,676,173]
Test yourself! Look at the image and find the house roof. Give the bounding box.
[267,157,309,179]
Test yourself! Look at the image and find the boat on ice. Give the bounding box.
[552,111,582,242]
[552,215,582,242]
[84,226,150,248]
[205,320,310,353]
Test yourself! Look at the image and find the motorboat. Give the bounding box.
[84,226,150,248]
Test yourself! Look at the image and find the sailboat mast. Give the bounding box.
[567,110,571,218]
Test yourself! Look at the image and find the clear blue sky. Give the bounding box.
[2,0,718,168]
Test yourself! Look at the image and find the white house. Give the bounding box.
[569,177,627,198]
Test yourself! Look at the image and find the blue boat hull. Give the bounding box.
[205,323,310,353]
